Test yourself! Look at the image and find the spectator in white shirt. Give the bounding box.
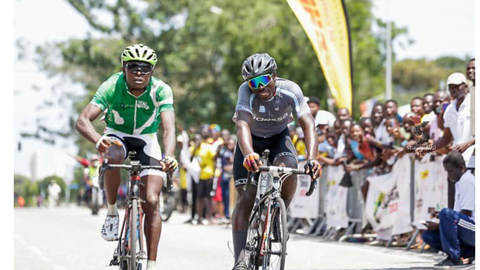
[418,73,475,157]
[307,96,336,128]
[422,151,475,267]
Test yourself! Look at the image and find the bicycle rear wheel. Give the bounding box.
[245,204,263,270]
[129,199,138,270]
[263,198,287,270]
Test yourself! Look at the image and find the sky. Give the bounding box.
[13,0,476,182]
[372,0,475,60]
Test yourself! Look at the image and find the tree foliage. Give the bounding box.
[35,0,393,128]
[32,0,470,156]
[14,174,38,206]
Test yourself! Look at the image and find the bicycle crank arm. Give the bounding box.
[264,251,287,256]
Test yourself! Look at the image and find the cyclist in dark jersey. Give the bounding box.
[231,53,322,270]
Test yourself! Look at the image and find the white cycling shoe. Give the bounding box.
[101,215,119,241]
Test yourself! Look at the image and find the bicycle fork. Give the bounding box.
[260,200,272,257]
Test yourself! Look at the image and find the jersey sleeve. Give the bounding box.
[235,83,254,115]
[90,76,116,110]
[457,175,475,212]
[288,82,311,119]
[443,105,453,129]
[157,84,174,113]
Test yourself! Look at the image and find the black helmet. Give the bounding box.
[241,53,277,80]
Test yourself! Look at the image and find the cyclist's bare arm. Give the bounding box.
[236,111,255,156]
[297,113,318,161]
[160,110,176,158]
[75,104,103,144]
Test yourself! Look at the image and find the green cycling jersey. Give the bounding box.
[90,72,174,135]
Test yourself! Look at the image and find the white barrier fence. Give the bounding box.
[290,153,451,239]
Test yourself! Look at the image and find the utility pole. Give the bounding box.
[385,0,392,100]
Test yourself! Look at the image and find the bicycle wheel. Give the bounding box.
[129,199,138,270]
[263,198,287,270]
[245,204,263,270]
[91,187,100,215]
[160,191,176,222]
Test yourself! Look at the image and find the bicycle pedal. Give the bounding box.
[137,251,147,260]
[109,258,119,266]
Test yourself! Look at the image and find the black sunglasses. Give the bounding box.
[125,62,153,74]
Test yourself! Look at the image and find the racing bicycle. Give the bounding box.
[243,150,317,270]
[100,151,172,270]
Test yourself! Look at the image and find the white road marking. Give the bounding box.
[27,245,51,262]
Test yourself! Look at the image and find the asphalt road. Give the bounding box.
[14,206,457,270]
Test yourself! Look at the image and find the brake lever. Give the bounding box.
[305,162,317,196]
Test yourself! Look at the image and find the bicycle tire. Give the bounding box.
[263,198,287,270]
[129,199,138,270]
[91,188,100,215]
[245,204,263,270]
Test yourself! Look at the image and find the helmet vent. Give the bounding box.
[257,60,262,70]
[265,61,271,69]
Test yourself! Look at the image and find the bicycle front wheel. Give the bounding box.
[263,198,287,270]
[129,199,138,270]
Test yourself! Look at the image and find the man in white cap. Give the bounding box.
[306,96,336,128]
[419,72,475,158]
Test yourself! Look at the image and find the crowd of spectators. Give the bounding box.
[175,124,237,225]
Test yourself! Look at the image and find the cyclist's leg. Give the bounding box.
[269,129,298,209]
[232,144,258,264]
[132,134,165,262]
[103,135,127,205]
[139,172,164,262]
[101,134,126,241]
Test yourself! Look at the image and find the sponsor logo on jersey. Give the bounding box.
[137,101,150,110]
[252,112,289,122]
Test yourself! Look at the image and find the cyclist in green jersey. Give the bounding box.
[75,44,177,270]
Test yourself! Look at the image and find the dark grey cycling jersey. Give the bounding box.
[233,77,311,138]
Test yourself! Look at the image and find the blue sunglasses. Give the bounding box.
[247,74,273,89]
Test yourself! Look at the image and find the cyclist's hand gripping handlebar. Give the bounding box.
[96,136,122,153]
[304,160,322,196]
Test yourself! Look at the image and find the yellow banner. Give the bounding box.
[286,0,353,113]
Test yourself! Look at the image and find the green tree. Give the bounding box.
[14,174,39,207]
[35,0,392,123]
[14,174,30,206]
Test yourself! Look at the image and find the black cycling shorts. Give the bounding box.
[233,128,298,187]
[106,132,166,178]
